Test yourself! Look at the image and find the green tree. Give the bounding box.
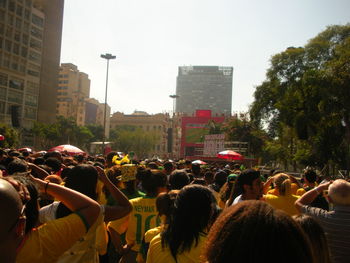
[0,124,19,148]
[250,24,350,170]
[110,125,158,158]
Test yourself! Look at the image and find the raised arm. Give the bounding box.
[295,181,331,212]
[263,176,274,194]
[31,175,100,229]
[95,166,132,222]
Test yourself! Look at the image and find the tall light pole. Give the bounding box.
[101,53,116,154]
[169,94,179,116]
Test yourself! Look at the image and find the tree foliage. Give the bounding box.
[250,24,350,169]
[110,125,159,159]
[0,124,19,148]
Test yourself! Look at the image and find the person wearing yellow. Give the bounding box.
[38,164,132,263]
[109,169,167,263]
[15,173,100,263]
[146,185,217,263]
[264,173,300,216]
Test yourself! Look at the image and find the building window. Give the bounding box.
[5,39,11,52]
[13,43,19,54]
[24,9,30,20]
[0,101,5,114]
[0,73,8,87]
[29,38,41,51]
[5,26,12,38]
[9,1,15,12]
[30,26,42,39]
[16,5,23,17]
[23,21,29,32]
[28,50,41,63]
[7,13,14,25]
[14,31,20,42]
[8,89,23,103]
[31,14,43,28]
[0,11,4,22]
[3,53,10,68]
[26,81,39,94]
[21,46,27,57]
[9,77,24,90]
[24,94,37,106]
[0,87,7,100]
[15,17,21,29]
[24,106,36,119]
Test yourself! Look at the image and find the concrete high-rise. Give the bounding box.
[175,66,233,116]
[0,0,64,145]
[56,63,90,126]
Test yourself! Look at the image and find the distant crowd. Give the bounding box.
[0,148,350,263]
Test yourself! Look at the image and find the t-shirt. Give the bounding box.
[146,233,207,263]
[57,207,107,263]
[264,194,300,216]
[109,196,160,252]
[302,205,350,263]
[232,194,244,205]
[16,213,86,263]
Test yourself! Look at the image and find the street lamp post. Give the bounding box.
[169,94,179,116]
[101,53,116,155]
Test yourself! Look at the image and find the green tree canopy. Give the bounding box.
[250,24,350,170]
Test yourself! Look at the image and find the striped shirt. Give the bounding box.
[302,205,350,263]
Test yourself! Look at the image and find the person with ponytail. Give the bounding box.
[264,173,301,216]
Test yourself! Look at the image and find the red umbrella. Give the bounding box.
[192,160,207,165]
[48,144,85,156]
[217,150,244,160]
[18,147,33,153]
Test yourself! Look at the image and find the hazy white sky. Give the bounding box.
[60,0,350,115]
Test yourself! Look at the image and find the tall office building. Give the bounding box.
[175,66,233,116]
[56,63,90,126]
[85,97,111,138]
[0,0,64,145]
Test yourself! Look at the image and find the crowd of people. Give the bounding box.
[0,148,349,263]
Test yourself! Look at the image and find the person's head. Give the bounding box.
[214,170,228,189]
[191,163,201,177]
[147,162,158,170]
[56,164,98,219]
[33,157,45,166]
[234,169,262,200]
[293,214,331,263]
[0,178,26,263]
[169,170,190,190]
[44,157,62,173]
[303,170,317,184]
[44,151,62,162]
[64,164,98,200]
[10,176,38,235]
[162,184,217,261]
[204,171,214,185]
[156,190,179,221]
[138,169,167,196]
[328,179,350,206]
[205,201,314,263]
[106,151,119,167]
[274,173,292,196]
[163,161,175,174]
[7,158,28,175]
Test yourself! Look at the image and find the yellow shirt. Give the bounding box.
[17,213,86,263]
[146,233,207,263]
[57,208,108,263]
[264,194,300,216]
[109,196,160,252]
